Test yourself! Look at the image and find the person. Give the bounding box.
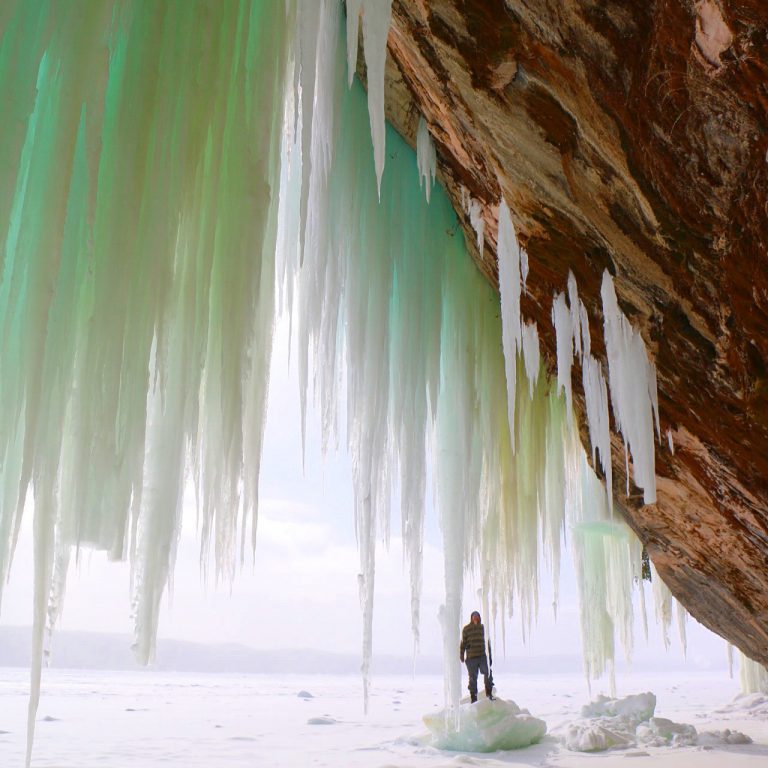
[459,610,494,703]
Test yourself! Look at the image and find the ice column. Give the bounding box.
[497,198,523,450]
[345,0,394,195]
[739,652,768,694]
[0,4,291,761]
[552,292,575,425]
[416,116,437,203]
[601,272,660,504]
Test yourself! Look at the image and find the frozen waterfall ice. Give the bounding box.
[0,1,745,764]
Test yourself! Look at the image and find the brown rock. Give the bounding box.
[373,0,768,665]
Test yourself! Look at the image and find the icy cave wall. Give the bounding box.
[375,0,768,665]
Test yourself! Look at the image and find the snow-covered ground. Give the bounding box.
[1,668,766,767]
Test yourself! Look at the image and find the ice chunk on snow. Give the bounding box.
[581,692,656,723]
[559,691,737,752]
[557,692,655,752]
[307,716,337,725]
[635,717,697,747]
[562,722,634,752]
[717,691,768,717]
[698,729,753,745]
[423,698,546,752]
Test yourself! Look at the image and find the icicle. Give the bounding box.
[567,271,582,360]
[469,198,485,252]
[579,301,591,359]
[1,1,697,748]
[739,651,768,694]
[358,0,394,196]
[521,322,540,397]
[582,355,612,514]
[520,248,529,294]
[497,198,522,450]
[345,0,364,85]
[600,272,659,504]
[676,600,688,657]
[0,4,292,756]
[552,292,574,426]
[416,116,436,203]
[666,428,675,454]
[650,563,674,649]
[727,643,734,678]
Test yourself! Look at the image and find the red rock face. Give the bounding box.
[380,0,768,664]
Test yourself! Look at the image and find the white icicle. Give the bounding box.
[552,292,574,427]
[359,0,393,196]
[650,563,674,650]
[521,322,540,397]
[739,651,768,694]
[579,300,591,359]
[345,0,364,85]
[469,198,485,252]
[416,116,436,203]
[600,271,659,504]
[520,248,529,294]
[497,198,522,450]
[582,354,613,514]
[567,271,582,360]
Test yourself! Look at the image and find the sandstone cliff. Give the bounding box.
[376,0,768,664]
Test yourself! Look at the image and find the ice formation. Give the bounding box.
[496,198,523,450]
[344,0,394,195]
[416,117,437,203]
[739,652,768,694]
[0,0,685,761]
[459,189,486,252]
[568,453,647,691]
[559,692,751,752]
[600,273,660,503]
[423,697,546,752]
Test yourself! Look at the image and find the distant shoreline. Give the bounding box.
[0,625,721,677]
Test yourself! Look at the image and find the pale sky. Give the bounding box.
[1,314,731,677]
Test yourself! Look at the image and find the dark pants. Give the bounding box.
[465,655,492,700]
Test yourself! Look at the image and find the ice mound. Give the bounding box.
[562,721,634,751]
[716,693,768,718]
[635,717,698,747]
[698,729,753,746]
[558,692,752,752]
[307,716,336,725]
[581,692,656,722]
[423,697,546,752]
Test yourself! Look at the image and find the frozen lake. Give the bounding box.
[1,668,767,767]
